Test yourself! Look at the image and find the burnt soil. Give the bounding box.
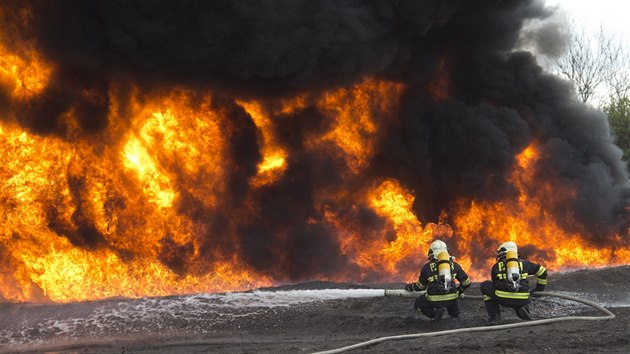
[1,266,629,353]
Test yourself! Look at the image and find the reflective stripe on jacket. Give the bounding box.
[414,260,471,302]
[491,258,547,300]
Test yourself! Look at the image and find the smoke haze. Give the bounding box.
[0,0,628,286]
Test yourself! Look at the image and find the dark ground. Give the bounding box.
[1,266,629,353]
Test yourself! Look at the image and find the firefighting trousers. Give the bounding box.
[414,295,460,318]
[480,281,530,318]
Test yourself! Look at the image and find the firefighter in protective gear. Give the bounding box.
[480,241,548,324]
[405,240,472,320]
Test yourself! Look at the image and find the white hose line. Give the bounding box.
[312,291,615,354]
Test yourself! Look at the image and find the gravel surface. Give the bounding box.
[1,266,629,353]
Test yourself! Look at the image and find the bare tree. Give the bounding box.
[605,54,630,103]
[554,24,624,104]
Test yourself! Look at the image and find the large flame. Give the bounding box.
[0,83,271,302]
[0,38,629,303]
[452,143,630,279]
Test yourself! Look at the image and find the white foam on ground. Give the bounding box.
[195,289,385,307]
[3,288,625,348]
[0,289,386,346]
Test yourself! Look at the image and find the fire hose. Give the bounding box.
[313,290,616,354]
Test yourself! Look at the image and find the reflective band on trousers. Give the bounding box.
[537,278,548,285]
[495,290,530,299]
[426,292,459,302]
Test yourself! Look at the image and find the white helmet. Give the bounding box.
[428,239,448,259]
[497,241,518,258]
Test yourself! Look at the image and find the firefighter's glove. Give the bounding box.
[459,293,465,300]
[405,283,422,292]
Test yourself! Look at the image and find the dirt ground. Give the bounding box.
[1,266,629,353]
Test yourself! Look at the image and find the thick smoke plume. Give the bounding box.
[1,0,628,282]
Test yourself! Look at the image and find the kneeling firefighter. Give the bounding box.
[405,240,471,320]
[481,241,548,323]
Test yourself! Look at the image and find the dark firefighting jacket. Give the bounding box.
[411,260,471,302]
[490,259,547,300]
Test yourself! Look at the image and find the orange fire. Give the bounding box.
[0,42,52,102]
[452,143,630,279]
[0,90,276,302]
[0,39,629,304]
[315,79,404,173]
[237,99,287,187]
[343,179,453,281]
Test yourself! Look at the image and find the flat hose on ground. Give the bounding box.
[312,291,615,354]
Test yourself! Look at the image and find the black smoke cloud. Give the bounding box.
[1,0,628,280]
